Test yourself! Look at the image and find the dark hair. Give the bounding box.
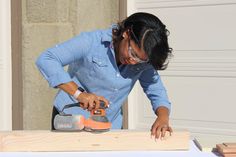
[113,12,172,70]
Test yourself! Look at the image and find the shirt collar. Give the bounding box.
[101,24,118,43]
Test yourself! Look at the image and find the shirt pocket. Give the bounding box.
[92,56,108,67]
[90,56,109,79]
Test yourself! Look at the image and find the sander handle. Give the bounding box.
[59,100,107,115]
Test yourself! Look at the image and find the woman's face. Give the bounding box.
[118,31,149,65]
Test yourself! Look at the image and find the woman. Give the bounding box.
[36,12,173,139]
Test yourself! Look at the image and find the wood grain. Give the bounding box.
[224,143,236,148]
[223,154,236,157]
[0,130,189,152]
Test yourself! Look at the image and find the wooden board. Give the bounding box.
[193,137,236,152]
[0,130,189,152]
[216,144,236,154]
[223,143,236,147]
[223,154,236,157]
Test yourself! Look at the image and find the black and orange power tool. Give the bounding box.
[53,100,111,132]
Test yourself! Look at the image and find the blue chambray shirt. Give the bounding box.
[36,25,171,129]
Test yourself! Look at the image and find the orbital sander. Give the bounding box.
[53,100,111,132]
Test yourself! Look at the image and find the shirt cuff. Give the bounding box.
[152,101,171,115]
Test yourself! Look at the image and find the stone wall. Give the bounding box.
[22,0,119,129]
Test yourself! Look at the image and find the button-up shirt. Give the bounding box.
[36,25,171,129]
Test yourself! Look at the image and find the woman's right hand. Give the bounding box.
[77,92,109,111]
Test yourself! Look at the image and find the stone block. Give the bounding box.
[26,0,70,23]
[22,24,73,59]
[22,24,72,129]
[76,0,119,33]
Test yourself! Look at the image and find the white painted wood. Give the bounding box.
[127,0,236,144]
[127,0,137,15]
[0,0,12,131]
[135,0,236,9]
[161,50,236,77]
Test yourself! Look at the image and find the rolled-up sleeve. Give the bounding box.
[36,32,92,88]
[139,67,171,114]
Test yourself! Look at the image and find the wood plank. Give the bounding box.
[0,130,189,152]
[194,136,236,153]
[224,143,236,148]
[216,144,236,154]
[223,154,236,157]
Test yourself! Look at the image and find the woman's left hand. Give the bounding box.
[150,114,173,140]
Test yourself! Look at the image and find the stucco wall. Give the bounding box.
[22,0,119,129]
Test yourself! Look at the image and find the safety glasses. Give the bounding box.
[128,39,149,63]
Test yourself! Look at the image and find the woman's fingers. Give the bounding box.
[169,126,173,136]
[77,93,109,111]
[151,123,158,138]
[88,99,95,111]
[94,99,100,110]
[161,125,168,139]
[80,102,88,110]
[151,124,172,141]
[97,96,110,108]
[155,126,162,140]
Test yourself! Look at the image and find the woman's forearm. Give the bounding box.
[57,81,78,96]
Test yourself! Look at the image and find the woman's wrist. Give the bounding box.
[73,89,82,99]
[72,87,85,100]
[156,106,169,118]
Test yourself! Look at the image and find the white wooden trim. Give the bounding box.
[127,0,137,16]
[159,50,236,77]
[128,83,138,129]
[127,0,137,129]
[0,0,12,131]
[136,0,236,9]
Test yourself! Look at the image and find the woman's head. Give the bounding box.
[113,12,172,70]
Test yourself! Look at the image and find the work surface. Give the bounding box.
[0,141,220,157]
[0,130,189,152]
[0,130,222,156]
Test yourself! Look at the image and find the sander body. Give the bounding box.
[54,101,111,132]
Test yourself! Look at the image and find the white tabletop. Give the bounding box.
[0,140,221,157]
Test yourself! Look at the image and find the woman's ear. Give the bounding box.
[122,31,129,39]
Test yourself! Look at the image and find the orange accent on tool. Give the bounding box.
[84,118,111,130]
